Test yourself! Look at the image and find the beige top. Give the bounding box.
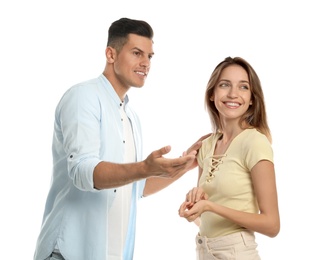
[197,128,273,238]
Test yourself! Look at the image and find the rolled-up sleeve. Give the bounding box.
[56,84,102,191]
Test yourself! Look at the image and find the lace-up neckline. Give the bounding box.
[206,154,226,183]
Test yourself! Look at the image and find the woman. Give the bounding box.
[179,57,280,259]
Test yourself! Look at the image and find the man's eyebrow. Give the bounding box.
[131,47,154,55]
[131,47,142,52]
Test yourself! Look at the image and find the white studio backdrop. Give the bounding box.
[1,1,316,259]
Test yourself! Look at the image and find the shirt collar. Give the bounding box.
[99,74,130,108]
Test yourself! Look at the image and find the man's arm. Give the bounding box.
[143,133,211,196]
[93,145,195,190]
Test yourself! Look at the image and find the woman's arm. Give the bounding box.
[179,160,280,237]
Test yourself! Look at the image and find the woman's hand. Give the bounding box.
[179,187,208,222]
[179,200,207,222]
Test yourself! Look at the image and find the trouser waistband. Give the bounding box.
[196,231,255,249]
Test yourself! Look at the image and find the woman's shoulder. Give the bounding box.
[200,132,220,152]
[202,132,220,144]
[240,128,272,151]
[244,128,270,142]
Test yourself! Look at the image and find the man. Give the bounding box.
[34,17,206,260]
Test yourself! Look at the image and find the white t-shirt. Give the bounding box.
[108,102,136,259]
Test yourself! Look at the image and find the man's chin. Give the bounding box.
[132,84,145,88]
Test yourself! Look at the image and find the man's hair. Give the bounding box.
[107,18,154,52]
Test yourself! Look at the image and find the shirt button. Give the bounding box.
[198,239,203,244]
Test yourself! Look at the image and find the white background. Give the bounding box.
[1,0,316,259]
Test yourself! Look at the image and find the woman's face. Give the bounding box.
[211,64,252,122]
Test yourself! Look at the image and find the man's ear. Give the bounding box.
[105,47,116,63]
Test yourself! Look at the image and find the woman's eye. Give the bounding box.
[220,83,229,88]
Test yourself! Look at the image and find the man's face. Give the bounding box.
[113,34,154,89]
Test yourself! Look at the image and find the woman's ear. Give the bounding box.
[210,96,214,101]
[249,100,253,105]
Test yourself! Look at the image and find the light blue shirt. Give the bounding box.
[34,74,145,260]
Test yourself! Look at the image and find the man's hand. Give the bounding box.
[143,145,196,178]
[181,133,211,171]
[142,134,211,196]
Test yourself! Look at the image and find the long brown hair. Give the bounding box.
[205,57,272,142]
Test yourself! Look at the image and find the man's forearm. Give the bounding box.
[93,161,147,189]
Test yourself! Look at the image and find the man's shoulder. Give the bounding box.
[71,75,103,89]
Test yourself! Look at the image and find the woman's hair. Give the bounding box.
[205,56,271,142]
[107,17,154,52]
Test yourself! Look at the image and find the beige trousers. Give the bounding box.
[196,231,261,260]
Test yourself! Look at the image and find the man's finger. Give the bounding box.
[152,145,171,158]
[171,155,195,167]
